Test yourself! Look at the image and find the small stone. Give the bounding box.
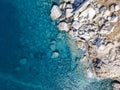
[72,21,80,29]
[66,4,72,9]
[98,44,106,50]
[89,31,95,37]
[107,25,115,34]
[98,18,105,26]
[52,51,59,58]
[66,9,73,18]
[110,13,118,22]
[58,22,70,31]
[73,12,79,21]
[78,30,85,35]
[88,8,96,20]
[115,4,120,12]
[107,16,111,21]
[50,5,62,20]
[99,5,106,13]
[103,10,111,18]
[62,3,66,9]
[70,0,75,3]
[50,44,56,51]
[77,41,83,48]
[80,34,91,41]
[109,4,115,12]
[74,0,90,13]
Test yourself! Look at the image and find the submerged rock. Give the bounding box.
[52,51,59,58]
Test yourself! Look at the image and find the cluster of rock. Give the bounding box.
[50,0,120,89]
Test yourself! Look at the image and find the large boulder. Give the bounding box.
[50,5,62,20]
[58,22,70,31]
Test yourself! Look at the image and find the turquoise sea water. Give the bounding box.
[0,0,113,90]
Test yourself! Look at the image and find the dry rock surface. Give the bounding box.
[50,0,120,89]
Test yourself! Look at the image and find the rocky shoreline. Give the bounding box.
[50,0,120,89]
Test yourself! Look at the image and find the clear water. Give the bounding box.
[0,0,113,90]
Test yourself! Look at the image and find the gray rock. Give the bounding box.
[110,13,118,22]
[99,5,107,13]
[72,0,90,13]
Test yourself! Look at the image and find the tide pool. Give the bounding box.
[0,0,113,90]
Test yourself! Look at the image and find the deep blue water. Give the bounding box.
[0,0,113,90]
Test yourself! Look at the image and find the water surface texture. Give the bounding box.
[0,0,113,90]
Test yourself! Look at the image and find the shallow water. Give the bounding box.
[0,0,113,90]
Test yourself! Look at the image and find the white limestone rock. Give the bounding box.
[98,44,106,50]
[66,4,72,9]
[76,0,90,13]
[80,34,91,41]
[58,22,70,31]
[66,9,73,18]
[115,4,120,12]
[70,0,75,3]
[50,5,62,20]
[103,10,111,18]
[72,21,80,29]
[88,8,96,20]
[52,51,59,58]
[79,7,89,17]
[73,12,79,21]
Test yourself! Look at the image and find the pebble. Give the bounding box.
[50,5,62,20]
[77,41,83,48]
